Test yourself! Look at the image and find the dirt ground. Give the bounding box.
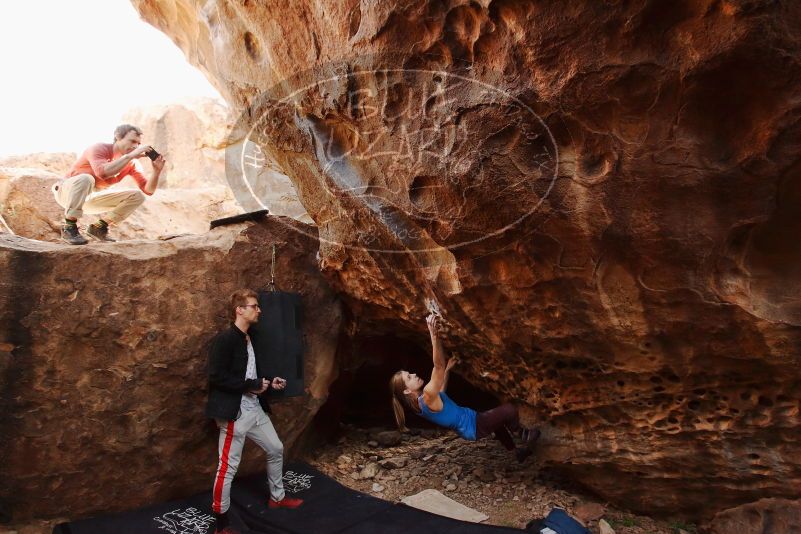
[303,425,699,534]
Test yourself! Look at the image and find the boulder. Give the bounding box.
[0,217,343,522]
[112,185,240,239]
[122,98,310,222]
[0,152,76,175]
[708,498,801,534]
[0,167,63,240]
[0,98,310,242]
[0,165,241,241]
[120,97,230,190]
[130,0,801,519]
[0,168,241,241]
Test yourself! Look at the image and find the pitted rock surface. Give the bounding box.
[708,498,801,534]
[102,0,801,519]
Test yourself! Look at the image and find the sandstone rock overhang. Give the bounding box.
[1,0,798,523]
[126,0,801,519]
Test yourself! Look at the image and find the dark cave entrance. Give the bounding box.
[306,333,501,444]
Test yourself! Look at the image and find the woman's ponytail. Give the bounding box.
[389,371,416,432]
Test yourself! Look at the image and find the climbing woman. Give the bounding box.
[390,314,540,462]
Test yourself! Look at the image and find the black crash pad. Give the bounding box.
[53,462,527,534]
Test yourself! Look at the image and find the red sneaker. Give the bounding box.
[215,527,241,534]
[268,496,304,509]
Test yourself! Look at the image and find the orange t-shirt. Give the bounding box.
[65,143,150,194]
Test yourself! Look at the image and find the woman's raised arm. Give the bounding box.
[422,314,447,411]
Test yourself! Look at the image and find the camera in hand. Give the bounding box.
[144,147,160,161]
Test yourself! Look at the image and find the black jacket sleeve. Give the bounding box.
[208,332,261,393]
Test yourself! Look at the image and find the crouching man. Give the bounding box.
[53,124,164,244]
[207,289,303,534]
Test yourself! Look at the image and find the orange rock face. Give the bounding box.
[122,0,801,519]
[0,219,342,521]
[709,498,801,534]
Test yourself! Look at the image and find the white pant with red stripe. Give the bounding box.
[212,406,285,514]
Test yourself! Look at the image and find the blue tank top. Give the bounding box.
[418,392,477,440]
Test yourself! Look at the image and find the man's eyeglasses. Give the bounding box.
[240,304,260,309]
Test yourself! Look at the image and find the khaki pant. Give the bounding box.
[52,173,145,223]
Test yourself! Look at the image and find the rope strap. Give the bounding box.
[269,244,277,292]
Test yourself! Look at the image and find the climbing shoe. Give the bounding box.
[268,496,303,509]
[61,223,88,245]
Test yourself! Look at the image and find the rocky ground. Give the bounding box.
[303,425,698,534]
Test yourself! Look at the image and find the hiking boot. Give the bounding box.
[87,223,116,242]
[61,224,88,245]
[268,496,303,509]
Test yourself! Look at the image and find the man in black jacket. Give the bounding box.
[207,289,303,534]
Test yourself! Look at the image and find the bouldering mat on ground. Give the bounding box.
[53,462,527,534]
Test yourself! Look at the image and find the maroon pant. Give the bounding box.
[475,403,519,450]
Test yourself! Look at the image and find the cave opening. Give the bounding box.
[306,333,501,444]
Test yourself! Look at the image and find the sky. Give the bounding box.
[0,0,223,157]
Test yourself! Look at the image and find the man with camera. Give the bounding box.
[53,123,165,244]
